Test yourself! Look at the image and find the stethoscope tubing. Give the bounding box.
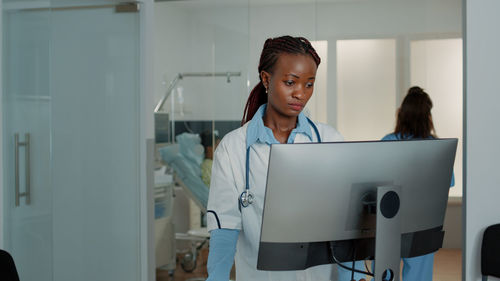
[240,118,321,209]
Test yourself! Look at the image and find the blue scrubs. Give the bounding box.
[381,133,454,281]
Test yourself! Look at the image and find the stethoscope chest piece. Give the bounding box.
[238,117,320,210]
[239,190,254,208]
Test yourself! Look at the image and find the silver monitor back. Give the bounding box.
[258,139,457,270]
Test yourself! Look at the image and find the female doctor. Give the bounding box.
[205,36,365,281]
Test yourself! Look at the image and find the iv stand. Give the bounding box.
[154,71,241,143]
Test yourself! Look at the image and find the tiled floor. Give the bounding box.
[157,248,461,281]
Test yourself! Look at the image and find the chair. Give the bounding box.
[481,223,500,281]
[0,249,21,281]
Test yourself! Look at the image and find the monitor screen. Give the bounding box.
[257,139,457,271]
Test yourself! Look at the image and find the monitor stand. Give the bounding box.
[373,185,402,281]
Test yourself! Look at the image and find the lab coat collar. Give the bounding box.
[246,104,313,149]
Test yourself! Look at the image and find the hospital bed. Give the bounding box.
[158,133,210,274]
[154,173,176,272]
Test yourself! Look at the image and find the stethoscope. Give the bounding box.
[239,118,321,209]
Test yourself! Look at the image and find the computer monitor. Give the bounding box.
[257,139,457,279]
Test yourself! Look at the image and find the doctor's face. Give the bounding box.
[262,53,317,119]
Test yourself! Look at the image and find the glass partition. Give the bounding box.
[2,8,53,281]
[154,0,462,186]
[2,2,142,281]
[153,0,462,279]
[153,2,249,278]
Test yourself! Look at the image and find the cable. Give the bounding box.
[351,259,355,281]
[183,121,194,133]
[364,258,393,281]
[328,242,374,277]
[364,259,373,275]
[351,244,356,281]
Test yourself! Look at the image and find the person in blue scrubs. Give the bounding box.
[381,86,454,281]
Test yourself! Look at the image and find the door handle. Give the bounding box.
[15,133,31,206]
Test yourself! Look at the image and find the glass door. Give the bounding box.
[2,7,53,281]
[2,2,143,281]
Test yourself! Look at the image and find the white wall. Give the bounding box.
[0,0,4,248]
[154,2,249,121]
[443,198,462,249]
[247,0,462,129]
[411,39,463,197]
[336,39,397,141]
[306,40,328,123]
[465,0,500,280]
[155,0,461,124]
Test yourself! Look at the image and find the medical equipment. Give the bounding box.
[158,133,210,274]
[239,189,254,208]
[239,118,321,209]
[154,72,242,113]
[154,71,241,144]
[153,69,241,277]
[154,178,176,272]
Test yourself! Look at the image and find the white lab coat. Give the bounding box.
[207,120,344,281]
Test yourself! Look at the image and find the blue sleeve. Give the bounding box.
[381,133,398,141]
[206,228,240,281]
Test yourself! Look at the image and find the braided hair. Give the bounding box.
[394,86,436,139]
[241,36,321,125]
